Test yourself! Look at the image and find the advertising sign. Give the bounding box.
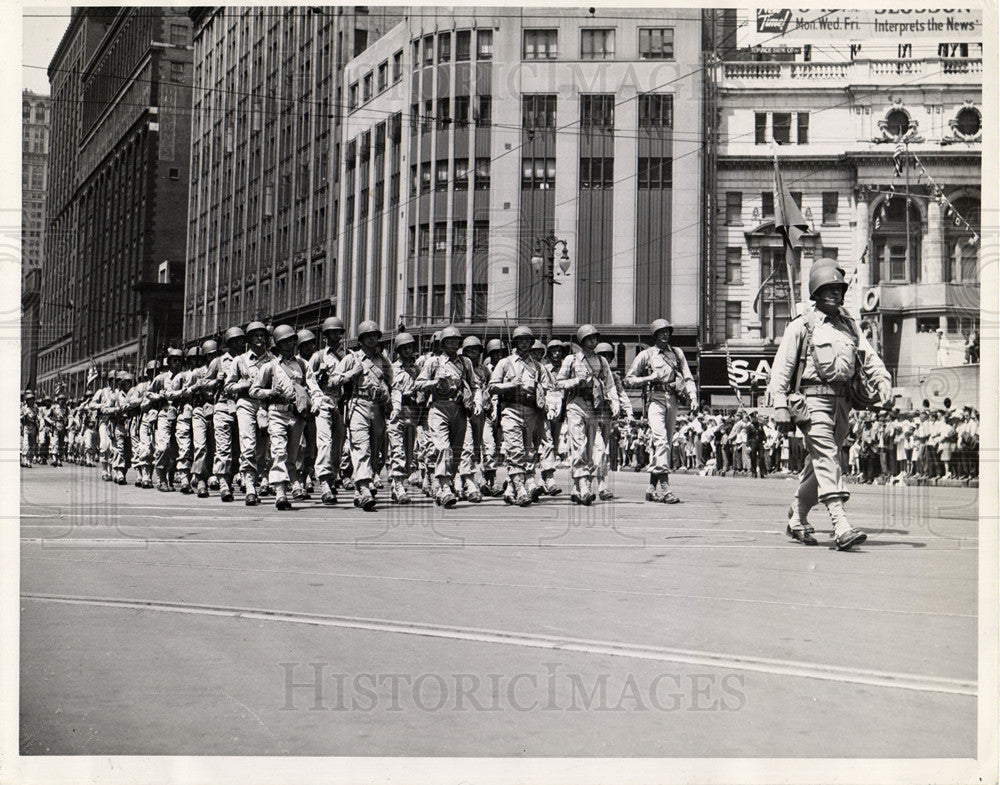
[699,351,777,392]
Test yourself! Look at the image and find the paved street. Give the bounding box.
[19,466,977,757]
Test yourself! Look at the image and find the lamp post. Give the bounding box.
[529,233,570,333]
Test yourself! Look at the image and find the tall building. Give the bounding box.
[37,8,194,396]
[183,6,402,343]
[702,8,982,408]
[338,7,706,369]
[21,90,51,391]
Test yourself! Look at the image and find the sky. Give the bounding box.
[22,5,72,95]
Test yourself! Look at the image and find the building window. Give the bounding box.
[477,29,493,60]
[639,27,674,59]
[581,28,615,60]
[453,221,467,252]
[169,168,180,180]
[821,192,838,225]
[523,29,558,60]
[638,94,672,128]
[423,35,434,65]
[453,95,470,127]
[522,94,557,129]
[362,72,373,102]
[472,284,488,322]
[637,157,671,190]
[725,247,742,285]
[170,62,185,79]
[312,262,324,300]
[418,223,430,255]
[392,50,403,82]
[377,62,387,91]
[522,157,556,189]
[754,113,767,145]
[954,106,981,138]
[580,94,614,130]
[725,301,741,340]
[475,158,491,190]
[473,220,489,250]
[772,113,792,145]
[170,23,186,46]
[348,82,358,110]
[474,95,492,127]
[435,160,449,190]
[456,30,471,61]
[761,192,774,219]
[432,285,446,318]
[872,197,922,283]
[883,108,911,139]
[450,284,466,321]
[760,249,791,341]
[797,112,809,144]
[437,32,451,62]
[454,158,469,190]
[944,196,979,283]
[433,222,448,252]
[725,192,742,225]
[437,97,451,129]
[420,165,432,193]
[580,157,613,189]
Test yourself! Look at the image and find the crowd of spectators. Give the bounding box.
[612,404,980,484]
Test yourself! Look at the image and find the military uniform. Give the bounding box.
[20,397,38,467]
[387,335,421,504]
[147,355,183,489]
[206,335,243,501]
[224,339,273,503]
[307,344,349,503]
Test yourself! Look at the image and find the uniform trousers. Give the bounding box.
[175,409,193,474]
[388,409,419,480]
[153,408,178,474]
[313,405,346,483]
[347,398,387,484]
[647,394,681,476]
[191,403,214,481]
[134,410,157,472]
[795,393,852,510]
[267,407,306,486]
[427,400,468,481]
[212,402,237,480]
[111,418,130,474]
[500,402,544,479]
[564,399,607,481]
[236,398,269,482]
[458,411,490,478]
[539,417,564,474]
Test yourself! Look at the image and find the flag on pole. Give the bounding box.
[773,153,809,250]
[724,344,743,406]
[86,361,98,388]
[892,141,905,177]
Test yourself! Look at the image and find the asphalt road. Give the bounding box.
[18,465,978,757]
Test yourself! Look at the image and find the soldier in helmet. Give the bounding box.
[107,371,134,484]
[146,349,185,490]
[126,361,157,487]
[481,338,506,494]
[537,339,569,496]
[625,319,698,504]
[48,391,69,466]
[488,326,547,507]
[416,325,482,508]
[455,336,490,503]
[557,325,621,504]
[86,370,116,479]
[295,329,318,496]
[594,342,634,499]
[206,327,246,501]
[172,346,203,493]
[20,391,39,467]
[329,321,394,511]
[251,325,311,510]
[224,322,273,505]
[767,260,892,551]
[307,316,349,505]
[189,340,219,497]
[387,331,421,504]
[414,330,442,497]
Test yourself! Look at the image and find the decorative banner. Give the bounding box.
[741,9,982,47]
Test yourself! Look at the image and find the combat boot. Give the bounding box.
[578,477,595,506]
[275,482,292,511]
[437,480,458,509]
[196,479,210,499]
[208,475,220,490]
[526,474,544,502]
[479,470,496,497]
[512,475,532,507]
[243,473,259,506]
[657,477,679,504]
[291,482,309,501]
[154,469,170,492]
[179,475,192,494]
[826,498,866,550]
[464,476,482,503]
[597,477,614,501]
[391,479,410,505]
[542,471,562,496]
[319,480,337,505]
[785,503,817,545]
[219,477,234,503]
[341,476,356,492]
[357,483,377,512]
[645,473,660,501]
[502,478,516,505]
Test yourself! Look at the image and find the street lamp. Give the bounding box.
[529,233,571,284]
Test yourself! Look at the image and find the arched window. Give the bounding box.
[944,196,979,283]
[872,197,922,284]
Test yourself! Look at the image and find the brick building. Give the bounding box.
[21,90,50,391]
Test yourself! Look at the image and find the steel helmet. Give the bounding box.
[118,371,134,383]
[512,325,535,342]
[546,339,565,352]
[246,320,268,337]
[486,339,504,354]
[201,339,219,355]
[321,316,345,334]
[576,324,600,344]
[440,325,462,343]
[808,262,847,298]
[650,318,673,338]
[167,347,184,359]
[431,330,441,344]
[186,346,202,358]
[461,335,483,351]
[296,329,316,346]
[530,340,546,353]
[272,324,297,344]
[224,326,245,344]
[145,360,157,372]
[594,342,614,357]
[394,332,416,350]
[357,320,382,339]
[24,390,35,400]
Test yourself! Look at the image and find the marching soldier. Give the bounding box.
[767,261,892,550]
[224,321,272,506]
[595,342,634,500]
[307,316,349,505]
[488,326,546,507]
[173,347,202,493]
[331,320,393,511]
[625,319,698,504]
[557,325,621,505]
[387,332,421,504]
[296,329,318,496]
[48,392,69,466]
[250,324,311,510]
[456,336,490,503]
[20,391,39,467]
[107,371,134,484]
[416,325,482,508]
[207,327,246,502]
[481,338,506,495]
[147,349,185,491]
[190,340,219,498]
[127,361,157,487]
[538,339,569,496]
[87,373,116,480]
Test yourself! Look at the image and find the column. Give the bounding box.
[922,199,943,283]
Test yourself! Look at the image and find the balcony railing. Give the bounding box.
[720,57,981,85]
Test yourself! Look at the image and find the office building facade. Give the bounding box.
[22,90,50,390]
